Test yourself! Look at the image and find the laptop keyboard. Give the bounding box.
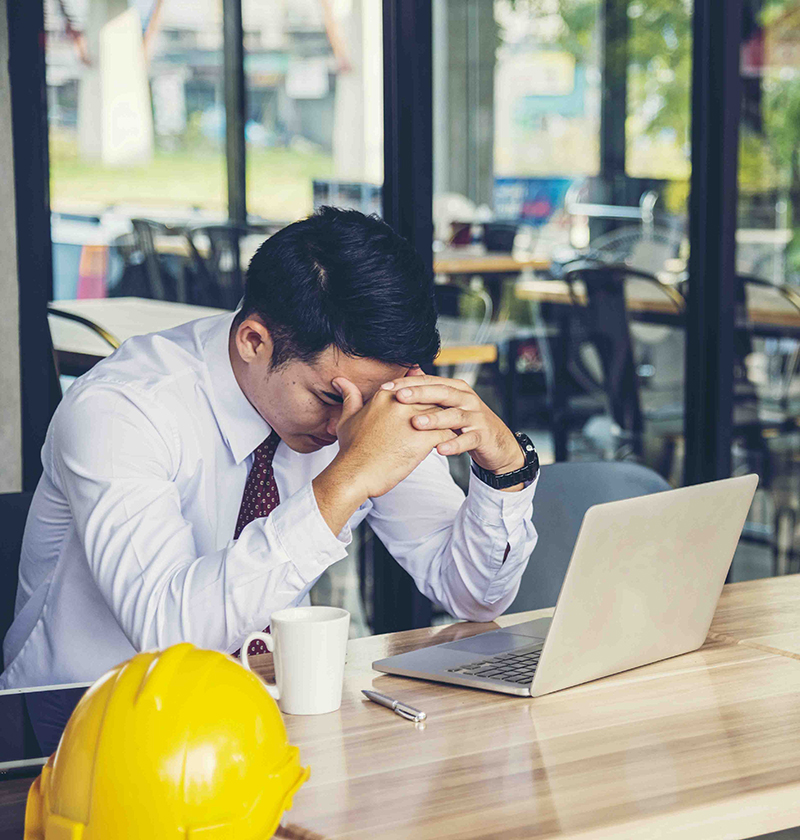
[446,646,542,685]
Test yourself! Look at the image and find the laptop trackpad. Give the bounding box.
[442,631,542,656]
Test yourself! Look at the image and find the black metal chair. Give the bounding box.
[46,306,120,382]
[728,274,800,575]
[108,219,190,303]
[182,223,275,310]
[434,281,493,386]
[585,223,685,276]
[547,260,685,462]
[47,306,120,350]
[0,492,33,669]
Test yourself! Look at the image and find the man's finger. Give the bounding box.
[394,384,480,409]
[412,407,472,431]
[411,426,457,450]
[436,429,481,456]
[380,374,472,392]
[333,377,363,425]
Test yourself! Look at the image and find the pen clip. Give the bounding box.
[395,705,422,722]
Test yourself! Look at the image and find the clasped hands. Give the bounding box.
[331,366,524,501]
[380,367,525,475]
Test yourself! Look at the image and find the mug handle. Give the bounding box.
[240,631,280,702]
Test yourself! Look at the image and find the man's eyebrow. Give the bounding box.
[320,389,344,403]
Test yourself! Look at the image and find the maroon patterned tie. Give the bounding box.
[234,431,281,540]
[234,431,281,657]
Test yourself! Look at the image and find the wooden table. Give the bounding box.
[707,572,800,660]
[434,248,551,276]
[516,277,800,333]
[48,297,497,373]
[434,249,552,325]
[275,579,800,840]
[516,277,680,317]
[2,577,800,839]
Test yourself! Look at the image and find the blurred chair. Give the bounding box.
[108,219,189,303]
[47,305,120,384]
[587,223,685,277]
[547,260,685,463]
[434,281,493,386]
[358,521,434,636]
[729,274,800,576]
[736,233,791,286]
[735,274,800,411]
[482,221,518,253]
[0,492,33,667]
[508,462,671,613]
[183,223,274,310]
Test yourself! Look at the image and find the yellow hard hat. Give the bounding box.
[24,643,310,839]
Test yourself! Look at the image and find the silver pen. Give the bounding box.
[362,689,427,722]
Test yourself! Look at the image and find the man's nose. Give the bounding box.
[325,413,339,438]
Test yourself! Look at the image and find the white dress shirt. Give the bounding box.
[1,313,537,689]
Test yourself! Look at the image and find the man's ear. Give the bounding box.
[233,317,273,365]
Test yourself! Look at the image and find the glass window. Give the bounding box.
[46,0,227,301]
[242,0,384,637]
[432,0,692,488]
[243,0,383,223]
[732,0,800,581]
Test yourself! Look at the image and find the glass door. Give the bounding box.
[432,0,693,482]
[732,0,800,580]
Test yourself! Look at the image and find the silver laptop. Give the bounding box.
[373,474,758,697]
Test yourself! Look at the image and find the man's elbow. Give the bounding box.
[450,596,508,624]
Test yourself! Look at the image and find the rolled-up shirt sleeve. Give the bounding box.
[366,451,538,622]
[50,383,348,654]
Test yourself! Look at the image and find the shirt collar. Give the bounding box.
[204,313,272,465]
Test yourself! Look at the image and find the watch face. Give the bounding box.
[471,432,538,489]
[514,432,539,470]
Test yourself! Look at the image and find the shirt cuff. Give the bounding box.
[465,469,538,525]
[269,481,351,583]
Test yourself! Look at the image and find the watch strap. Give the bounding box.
[471,432,539,490]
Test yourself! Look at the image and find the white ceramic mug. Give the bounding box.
[242,606,350,715]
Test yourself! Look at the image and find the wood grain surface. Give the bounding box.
[4,581,800,839]
[515,278,800,330]
[434,250,551,275]
[708,574,800,659]
[247,586,800,840]
[0,777,32,840]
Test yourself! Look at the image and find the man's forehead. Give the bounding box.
[310,349,406,396]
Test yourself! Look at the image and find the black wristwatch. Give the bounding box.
[471,432,539,490]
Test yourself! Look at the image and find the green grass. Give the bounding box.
[49,132,334,221]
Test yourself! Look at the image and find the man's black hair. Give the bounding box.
[237,206,440,369]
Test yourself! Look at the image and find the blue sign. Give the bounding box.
[494,177,576,226]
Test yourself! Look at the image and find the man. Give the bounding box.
[1,207,538,689]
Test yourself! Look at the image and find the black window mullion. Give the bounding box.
[382,0,433,276]
[684,0,743,486]
[7,0,59,491]
[372,0,434,633]
[223,0,247,225]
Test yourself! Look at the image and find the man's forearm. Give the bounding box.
[312,461,368,536]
